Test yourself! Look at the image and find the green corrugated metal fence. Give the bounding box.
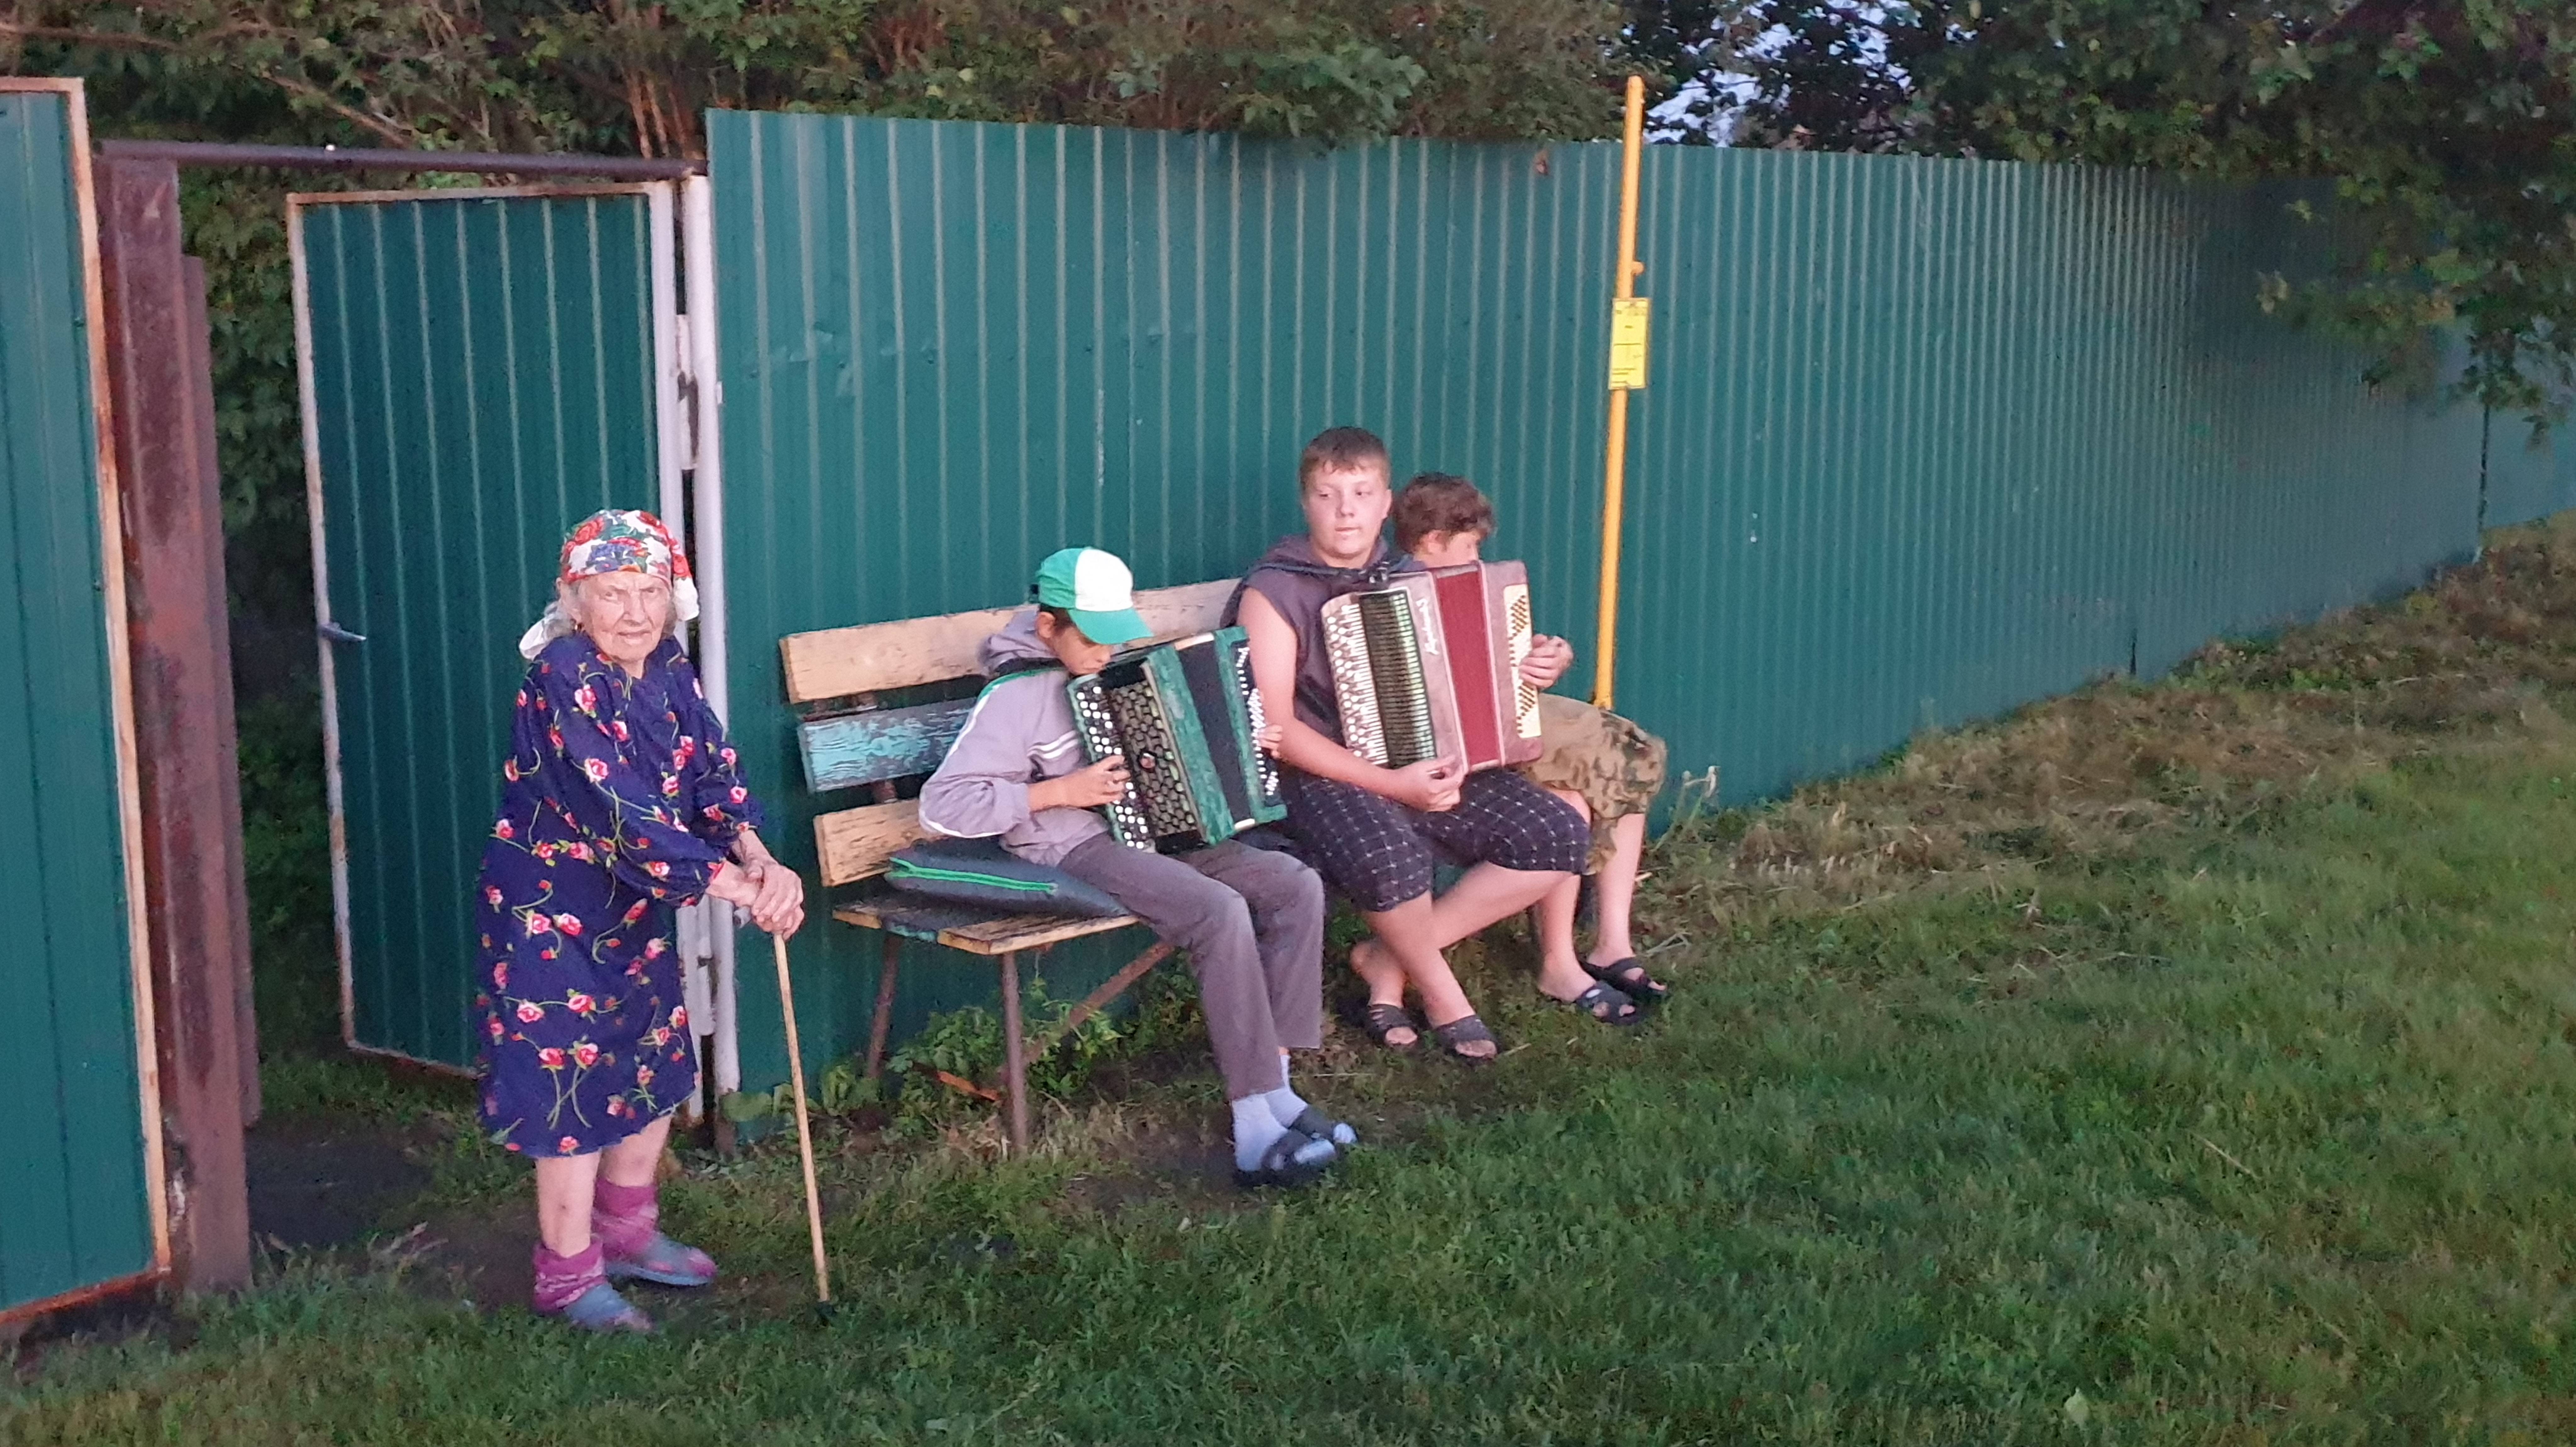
[709,114,1628,1085]
[1617,154,2483,801]
[296,190,664,1068]
[0,84,158,1315]
[709,113,2490,1092]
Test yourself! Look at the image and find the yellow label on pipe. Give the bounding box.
[1607,296,1652,391]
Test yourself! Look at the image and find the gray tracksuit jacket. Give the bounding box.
[916,609,1107,866]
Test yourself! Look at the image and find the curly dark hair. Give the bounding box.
[1392,472,1495,552]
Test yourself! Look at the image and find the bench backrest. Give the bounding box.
[787,579,1235,885]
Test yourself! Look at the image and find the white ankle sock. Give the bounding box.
[1231,1096,1289,1172]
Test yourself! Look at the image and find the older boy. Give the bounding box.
[1230,429,1618,1063]
[1395,472,1674,1009]
[919,547,1351,1187]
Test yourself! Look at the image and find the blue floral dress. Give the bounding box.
[473,634,762,1157]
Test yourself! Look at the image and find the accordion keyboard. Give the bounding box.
[1325,588,1440,768]
[1359,592,1437,767]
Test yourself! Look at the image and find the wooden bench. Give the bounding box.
[782,580,1237,1153]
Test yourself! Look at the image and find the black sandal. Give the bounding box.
[1428,1014,1499,1064]
[1363,1001,1420,1052]
[1583,957,1670,1005]
[1234,1125,1336,1190]
[1549,980,1643,1027]
[1285,1104,1359,1150]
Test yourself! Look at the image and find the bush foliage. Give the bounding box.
[1644,0,2576,421]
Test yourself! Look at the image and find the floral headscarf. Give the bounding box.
[517,508,702,659]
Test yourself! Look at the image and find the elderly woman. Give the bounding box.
[472,509,803,1333]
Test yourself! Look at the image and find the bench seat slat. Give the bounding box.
[800,696,978,793]
[814,799,931,886]
[831,888,1139,955]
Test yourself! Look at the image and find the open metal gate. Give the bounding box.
[0,78,166,1320]
[291,184,685,1070]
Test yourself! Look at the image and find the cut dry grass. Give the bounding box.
[1646,514,2576,930]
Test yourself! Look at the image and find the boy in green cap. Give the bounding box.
[919,547,1353,1187]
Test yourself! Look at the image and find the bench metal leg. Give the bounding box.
[863,932,901,1087]
[1029,940,1174,1061]
[861,779,905,1090]
[997,950,1030,1154]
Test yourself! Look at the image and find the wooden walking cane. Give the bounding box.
[771,930,835,1321]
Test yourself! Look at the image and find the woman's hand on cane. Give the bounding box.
[723,829,806,935]
[710,859,804,936]
[747,860,805,936]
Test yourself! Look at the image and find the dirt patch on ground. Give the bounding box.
[245,1114,438,1251]
[1051,1118,1246,1221]
[239,1110,540,1314]
[11,1112,456,1371]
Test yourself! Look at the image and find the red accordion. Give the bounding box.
[1320,560,1544,773]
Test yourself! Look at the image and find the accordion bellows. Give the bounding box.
[1323,560,1544,773]
[1066,626,1287,852]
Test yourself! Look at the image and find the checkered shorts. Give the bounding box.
[1277,768,1588,913]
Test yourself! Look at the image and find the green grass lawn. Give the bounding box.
[28,522,2576,1445]
[16,735,2576,1443]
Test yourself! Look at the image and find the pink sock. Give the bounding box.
[531,1240,605,1314]
[592,1178,659,1257]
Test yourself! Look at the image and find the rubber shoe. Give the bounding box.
[602,1231,717,1288]
[548,1281,655,1333]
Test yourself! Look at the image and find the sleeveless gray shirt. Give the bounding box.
[1225,535,1416,745]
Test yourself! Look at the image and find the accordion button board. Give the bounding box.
[1066,625,1287,853]
[1503,580,1543,746]
[1229,631,1284,804]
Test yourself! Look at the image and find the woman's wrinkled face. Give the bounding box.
[567,571,673,670]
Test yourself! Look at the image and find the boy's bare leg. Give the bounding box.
[1587,811,1648,967]
[1427,861,1565,955]
[1355,862,1568,1057]
[1352,896,1447,1049]
[1535,787,1595,998]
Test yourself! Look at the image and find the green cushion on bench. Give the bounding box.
[887,838,1126,917]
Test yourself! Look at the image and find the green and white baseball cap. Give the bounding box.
[1032,547,1151,646]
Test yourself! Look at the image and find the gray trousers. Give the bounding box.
[1057,836,1325,1100]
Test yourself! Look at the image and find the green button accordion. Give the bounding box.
[1066,626,1287,852]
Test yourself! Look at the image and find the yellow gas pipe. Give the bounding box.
[1591,75,1649,711]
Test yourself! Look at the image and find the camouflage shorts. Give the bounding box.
[1513,695,1668,874]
